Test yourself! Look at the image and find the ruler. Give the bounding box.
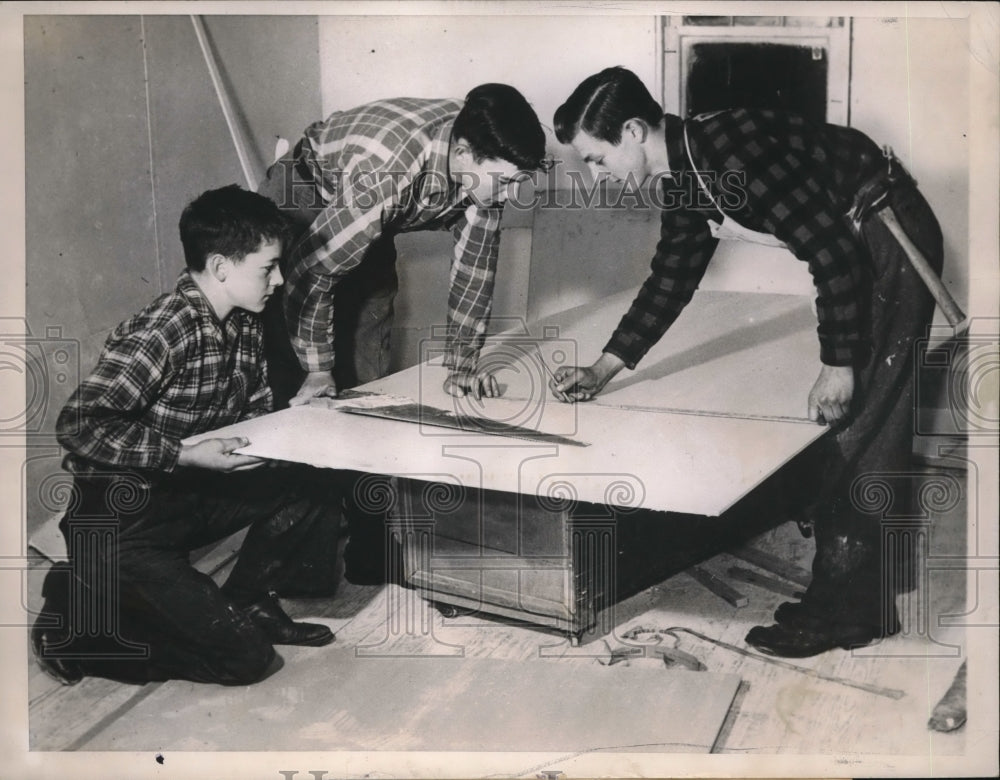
[591,400,818,425]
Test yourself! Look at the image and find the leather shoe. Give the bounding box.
[31,623,83,685]
[242,594,334,647]
[745,621,894,658]
[773,600,901,635]
[773,599,812,626]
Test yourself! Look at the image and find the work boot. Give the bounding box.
[745,619,898,658]
[31,563,84,685]
[30,621,83,686]
[242,593,335,647]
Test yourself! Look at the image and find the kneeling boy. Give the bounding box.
[33,185,337,687]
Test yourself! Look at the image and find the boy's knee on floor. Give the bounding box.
[220,642,280,685]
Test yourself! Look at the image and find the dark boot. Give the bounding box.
[745,620,897,658]
[242,593,335,647]
[31,564,83,685]
[750,498,899,657]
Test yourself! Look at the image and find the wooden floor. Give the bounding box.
[25,464,974,772]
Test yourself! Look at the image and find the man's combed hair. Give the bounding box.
[554,67,663,146]
[179,184,291,271]
[453,83,547,171]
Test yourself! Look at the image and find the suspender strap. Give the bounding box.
[682,121,728,222]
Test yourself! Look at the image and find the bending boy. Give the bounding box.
[258,84,548,584]
[33,185,337,687]
[259,83,548,405]
[550,67,943,658]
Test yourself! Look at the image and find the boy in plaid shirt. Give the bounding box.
[550,67,944,658]
[33,186,338,687]
[259,84,549,585]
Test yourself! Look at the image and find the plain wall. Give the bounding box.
[23,15,321,535]
[317,15,659,354]
[317,13,970,346]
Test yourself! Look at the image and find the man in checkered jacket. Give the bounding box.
[549,67,944,658]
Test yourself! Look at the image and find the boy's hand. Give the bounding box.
[290,371,338,406]
[549,353,625,403]
[444,369,501,400]
[808,364,855,425]
[178,437,266,472]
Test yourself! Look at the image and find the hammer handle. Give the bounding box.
[876,205,968,331]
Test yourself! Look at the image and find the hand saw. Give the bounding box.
[337,401,589,447]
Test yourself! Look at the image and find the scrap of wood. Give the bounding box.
[730,545,812,588]
[686,565,749,608]
[727,565,805,599]
[634,625,907,700]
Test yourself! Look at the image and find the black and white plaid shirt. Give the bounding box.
[283,98,504,374]
[606,109,885,369]
[57,270,272,475]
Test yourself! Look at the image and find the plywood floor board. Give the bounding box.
[81,653,740,753]
[28,489,970,760]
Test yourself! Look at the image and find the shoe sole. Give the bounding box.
[273,632,336,648]
[36,659,83,686]
[748,633,887,658]
[32,628,84,685]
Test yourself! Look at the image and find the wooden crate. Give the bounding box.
[392,477,751,643]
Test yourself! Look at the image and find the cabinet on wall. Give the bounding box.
[661,15,850,123]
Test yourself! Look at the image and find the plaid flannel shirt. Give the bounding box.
[283,98,504,374]
[57,270,272,476]
[606,110,884,369]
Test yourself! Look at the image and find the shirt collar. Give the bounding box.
[175,269,241,338]
[423,117,458,197]
[663,113,687,177]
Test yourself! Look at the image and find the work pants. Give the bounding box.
[257,144,397,570]
[39,466,340,685]
[799,180,943,630]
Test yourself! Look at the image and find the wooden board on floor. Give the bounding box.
[80,653,740,753]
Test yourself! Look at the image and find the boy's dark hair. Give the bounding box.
[453,83,547,170]
[179,184,290,271]
[554,67,663,146]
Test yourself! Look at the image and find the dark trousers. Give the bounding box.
[39,466,340,685]
[257,146,398,569]
[798,181,943,629]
